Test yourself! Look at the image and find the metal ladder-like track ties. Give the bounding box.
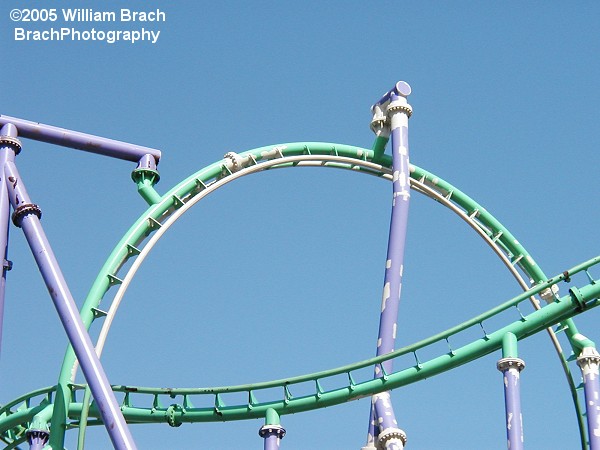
[2,258,600,444]
[87,148,594,448]
[411,157,590,448]
[3,137,596,448]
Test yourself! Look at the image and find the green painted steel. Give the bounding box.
[131,167,161,206]
[2,263,599,431]
[265,408,280,426]
[502,332,519,359]
[371,135,389,163]
[1,142,597,448]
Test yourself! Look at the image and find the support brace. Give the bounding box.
[577,347,600,449]
[27,428,49,450]
[131,154,161,205]
[4,159,138,450]
[367,82,412,450]
[0,124,18,361]
[498,333,525,450]
[259,408,286,450]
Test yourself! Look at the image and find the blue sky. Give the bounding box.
[1,1,600,449]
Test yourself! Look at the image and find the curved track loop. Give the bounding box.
[1,143,598,448]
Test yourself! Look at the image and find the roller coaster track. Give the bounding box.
[1,142,598,449]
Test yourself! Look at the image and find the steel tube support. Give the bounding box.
[259,408,285,450]
[367,83,412,450]
[27,429,49,450]
[371,81,413,112]
[0,114,161,163]
[0,124,18,360]
[497,332,525,450]
[375,90,412,372]
[131,154,161,205]
[3,161,137,450]
[577,347,600,449]
[372,392,407,450]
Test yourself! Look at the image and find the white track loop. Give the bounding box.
[79,155,395,370]
[73,153,557,377]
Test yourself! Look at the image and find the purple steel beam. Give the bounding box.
[259,410,286,450]
[27,430,49,450]
[0,124,18,360]
[259,426,286,450]
[497,357,525,449]
[3,160,137,450]
[364,404,377,449]
[374,94,411,373]
[367,85,412,450]
[577,347,600,449]
[371,81,412,112]
[0,115,161,163]
[372,392,407,450]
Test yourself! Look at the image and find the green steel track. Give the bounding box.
[1,142,598,449]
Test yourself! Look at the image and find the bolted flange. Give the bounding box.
[497,357,526,372]
[11,203,42,227]
[376,427,407,450]
[259,424,286,439]
[0,135,22,155]
[166,404,183,427]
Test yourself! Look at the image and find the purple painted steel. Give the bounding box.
[259,425,285,450]
[0,124,18,140]
[3,160,138,450]
[367,87,412,450]
[27,430,49,450]
[372,393,407,449]
[0,124,18,360]
[365,403,377,447]
[0,115,161,163]
[136,153,159,171]
[582,372,600,449]
[375,123,410,369]
[263,433,281,450]
[497,358,525,450]
[577,347,600,449]
[371,81,412,111]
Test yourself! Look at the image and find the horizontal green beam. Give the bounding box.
[3,267,598,432]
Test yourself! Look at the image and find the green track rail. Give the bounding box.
[1,143,597,448]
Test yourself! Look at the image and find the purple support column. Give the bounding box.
[0,124,18,359]
[367,82,412,450]
[27,429,49,450]
[3,161,137,450]
[497,355,525,450]
[362,404,377,449]
[372,392,407,450]
[259,425,286,450]
[577,347,600,449]
[259,409,286,450]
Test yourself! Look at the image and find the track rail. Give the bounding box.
[2,260,599,432]
[1,143,596,447]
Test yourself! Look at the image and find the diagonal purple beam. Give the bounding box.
[0,124,18,361]
[4,159,137,450]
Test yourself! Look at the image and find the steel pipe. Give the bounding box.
[0,115,161,163]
